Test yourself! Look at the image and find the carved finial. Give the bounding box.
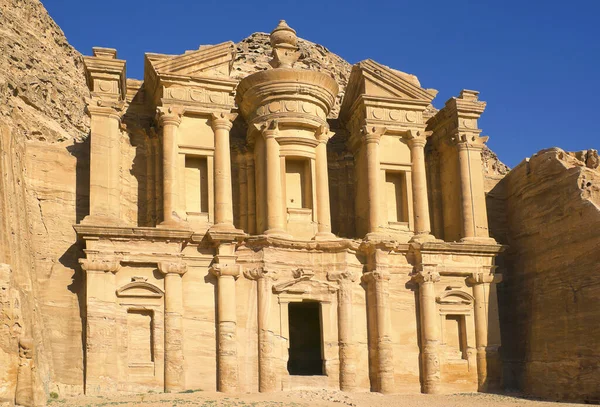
[269,20,300,69]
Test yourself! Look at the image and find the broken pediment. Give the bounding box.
[116,278,164,298]
[343,59,436,106]
[273,271,338,295]
[148,42,235,78]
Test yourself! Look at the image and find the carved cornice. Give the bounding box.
[157,261,187,276]
[79,258,121,274]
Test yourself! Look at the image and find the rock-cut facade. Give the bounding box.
[74,21,504,395]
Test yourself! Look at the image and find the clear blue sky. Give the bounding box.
[43,0,599,168]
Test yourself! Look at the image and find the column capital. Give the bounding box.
[406,129,432,148]
[411,265,441,284]
[361,270,390,284]
[327,270,357,282]
[85,98,125,120]
[156,106,184,127]
[210,264,240,279]
[315,124,332,143]
[467,268,501,285]
[79,258,121,273]
[211,112,238,131]
[454,132,489,151]
[243,267,278,281]
[361,125,386,144]
[157,261,187,276]
[254,119,279,140]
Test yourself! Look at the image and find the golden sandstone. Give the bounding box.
[73,20,502,396]
[1,2,599,406]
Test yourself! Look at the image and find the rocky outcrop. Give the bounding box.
[0,0,90,403]
[494,148,600,403]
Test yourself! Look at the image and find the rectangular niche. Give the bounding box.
[185,156,209,214]
[127,309,154,372]
[285,158,312,210]
[444,314,467,360]
[385,171,408,223]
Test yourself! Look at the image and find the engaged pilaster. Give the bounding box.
[467,269,503,392]
[314,126,335,240]
[157,106,186,227]
[328,270,358,391]
[82,47,126,226]
[79,258,121,395]
[158,261,187,392]
[244,267,278,392]
[412,265,442,394]
[210,243,240,393]
[407,130,435,241]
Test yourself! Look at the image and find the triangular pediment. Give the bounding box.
[360,60,434,101]
[150,42,235,78]
[340,59,436,121]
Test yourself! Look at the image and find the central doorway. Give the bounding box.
[287,301,324,375]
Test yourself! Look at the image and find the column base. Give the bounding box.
[459,236,498,245]
[80,214,125,227]
[409,233,440,244]
[264,228,292,239]
[313,231,338,241]
[158,218,192,230]
[364,231,392,242]
[208,224,246,242]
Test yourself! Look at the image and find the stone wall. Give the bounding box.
[492,148,600,403]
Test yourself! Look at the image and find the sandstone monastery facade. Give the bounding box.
[73,21,504,396]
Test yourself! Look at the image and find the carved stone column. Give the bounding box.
[158,261,187,392]
[244,267,278,392]
[84,104,123,226]
[362,249,394,393]
[262,121,287,236]
[211,112,238,230]
[412,266,441,394]
[328,270,357,391]
[246,152,257,235]
[210,243,240,393]
[467,269,503,392]
[157,106,184,227]
[79,258,121,395]
[82,47,126,226]
[456,138,493,242]
[363,126,386,236]
[407,130,433,240]
[314,126,335,239]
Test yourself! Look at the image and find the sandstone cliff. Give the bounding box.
[494,148,600,403]
[0,0,89,403]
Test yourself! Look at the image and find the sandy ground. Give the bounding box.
[47,390,587,407]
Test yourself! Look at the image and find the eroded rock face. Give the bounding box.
[493,148,600,403]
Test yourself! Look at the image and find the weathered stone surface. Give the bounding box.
[493,148,600,403]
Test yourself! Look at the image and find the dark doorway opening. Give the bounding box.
[287,301,324,375]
